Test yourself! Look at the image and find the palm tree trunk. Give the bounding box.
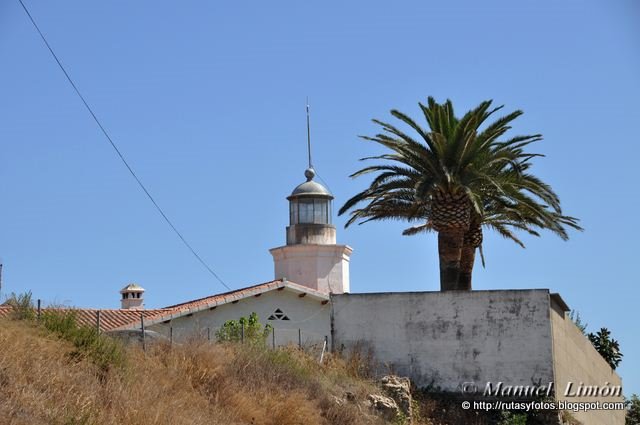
[438,230,464,290]
[457,219,482,290]
[458,244,475,290]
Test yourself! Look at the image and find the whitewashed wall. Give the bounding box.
[149,288,331,347]
[331,290,556,391]
[550,298,624,425]
[270,244,352,294]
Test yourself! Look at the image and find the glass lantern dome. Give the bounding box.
[287,168,333,226]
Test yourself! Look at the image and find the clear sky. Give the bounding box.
[1,0,638,395]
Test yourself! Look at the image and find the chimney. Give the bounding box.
[120,283,145,310]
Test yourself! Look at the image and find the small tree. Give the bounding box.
[626,394,640,425]
[588,328,622,369]
[216,312,272,344]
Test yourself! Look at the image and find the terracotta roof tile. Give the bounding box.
[0,306,171,332]
[163,279,283,310]
[0,278,328,332]
[130,279,288,328]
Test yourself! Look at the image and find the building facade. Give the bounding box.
[331,290,624,425]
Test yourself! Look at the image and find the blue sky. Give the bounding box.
[1,1,638,395]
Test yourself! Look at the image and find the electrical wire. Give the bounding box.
[16,0,232,291]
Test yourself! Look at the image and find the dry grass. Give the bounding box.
[0,319,390,425]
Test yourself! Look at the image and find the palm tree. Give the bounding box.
[339,97,580,291]
[402,201,582,289]
[341,183,581,289]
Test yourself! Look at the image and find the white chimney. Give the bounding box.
[120,283,145,310]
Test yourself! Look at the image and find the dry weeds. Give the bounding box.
[0,319,389,425]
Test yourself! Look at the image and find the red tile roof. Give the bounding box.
[0,279,328,332]
[0,306,171,332]
[118,279,329,330]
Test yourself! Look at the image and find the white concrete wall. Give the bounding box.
[270,244,352,294]
[550,299,624,425]
[149,288,331,347]
[331,290,555,391]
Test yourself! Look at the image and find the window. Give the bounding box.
[299,199,314,223]
[314,199,328,223]
[289,202,298,224]
[267,308,290,321]
[289,198,332,225]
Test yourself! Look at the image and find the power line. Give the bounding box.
[16,0,231,291]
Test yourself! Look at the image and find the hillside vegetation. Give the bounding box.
[0,316,402,425]
[0,310,569,425]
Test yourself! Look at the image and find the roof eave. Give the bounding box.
[112,280,329,331]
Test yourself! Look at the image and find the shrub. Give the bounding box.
[497,411,527,425]
[5,291,36,321]
[339,341,376,379]
[215,312,272,344]
[0,318,391,425]
[41,310,125,372]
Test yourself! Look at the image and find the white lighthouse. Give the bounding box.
[270,104,352,294]
[270,167,352,294]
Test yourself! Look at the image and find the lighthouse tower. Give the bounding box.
[270,167,352,294]
[269,104,352,294]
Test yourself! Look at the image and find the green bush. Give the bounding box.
[40,309,76,334]
[41,310,125,372]
[5,291,36,321]
[216,312,272,345]
[497,411,527,425]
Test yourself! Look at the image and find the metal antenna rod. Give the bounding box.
[306,98,312,169]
